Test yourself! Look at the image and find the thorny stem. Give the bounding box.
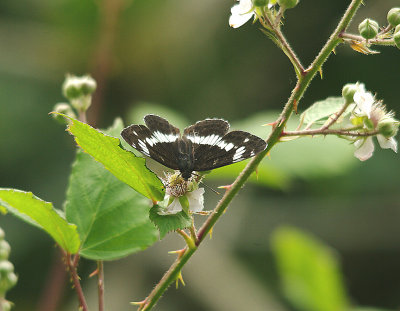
[137,1,363,310]
[340,32,395,46]
[66,253,89,311]
[282,128,378,137]
[320,102,351,131]
[98,261,105,311]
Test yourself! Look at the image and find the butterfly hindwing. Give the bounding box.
[191,130,267,171]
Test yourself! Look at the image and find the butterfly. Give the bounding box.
[121,114,267,180]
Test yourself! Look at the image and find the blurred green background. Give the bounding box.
[1,0,400,310]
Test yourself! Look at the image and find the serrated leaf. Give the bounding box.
[149,205,192,239]
[301,97,352,127]
[271,226,349,311]
[65,119,159,260]
[58,113,164,202]
[0,189,80,253]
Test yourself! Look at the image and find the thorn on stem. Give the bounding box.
[89,268,99,278]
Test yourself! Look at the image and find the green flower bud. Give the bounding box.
[1,300,12,311]
[0,228,4,241]
[393,30,400,49]
[62,75,96,100]
[0,261,14,275]
[387,8,400,27]
[378,119,399,138]
[52,103,77,124]
[358,19,379,39]
[253,0,268,7]
[342,83,359,103]
[0,261,17,293]
[0,241,11,260]
[278,0,298,9]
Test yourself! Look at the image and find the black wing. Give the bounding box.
[190,130,267,171]
[121,115,181,170]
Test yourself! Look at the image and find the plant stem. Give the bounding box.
[340,32,395,46]
[137,1,363,310]
[66,253,89,311]
[282,128,377,137]
[98,261,105,311]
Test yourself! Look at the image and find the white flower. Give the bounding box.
[229,0,255,28]
[353,84,374,118]
[354,135,398,161]
[159,188,205,215]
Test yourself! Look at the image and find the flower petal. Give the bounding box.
[158,196,182,215]
[353,89,374,118]
[354,137,374,161]
[229,0,254,28]
[187,188,205,213]
[377,135,398,152]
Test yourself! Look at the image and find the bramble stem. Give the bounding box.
[137,1,363,310]
[340,32,395,46]
[66,254,89,311]
[282,128,377,137]
[98,261,105,311]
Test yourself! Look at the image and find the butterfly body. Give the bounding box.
[121,114,267,180]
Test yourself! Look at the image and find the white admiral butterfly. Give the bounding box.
[121,114,267,180]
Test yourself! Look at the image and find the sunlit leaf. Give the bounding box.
[65,119,159,260]
[0,189,80,253]
[57,113,164,202]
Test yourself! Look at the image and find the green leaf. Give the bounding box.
[58,113,164,202]
[271,226,349,311]
[65,119,159,260]
[0,189,80,253]
[149,205,192,239]
[301,97,354,127]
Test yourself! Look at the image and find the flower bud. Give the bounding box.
[252,0,268,7]
[0,261,17,293]
[387,8,400,27]
[393,29,400,49]
[0,228,4,241]
[1,300,12,311]
[378,119,399,138]
[52,103,77,124]
[342,83,359,103]
[277,0,298,9]
[62,75,96,100]
[358,19,379,39]
[0,241,11,260]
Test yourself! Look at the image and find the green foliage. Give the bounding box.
[0,189,80,254]
[300,97,353,127]
[149,205,192,239]
[65,119,159,260]
[271,226,349,311]
[59,113,164,202]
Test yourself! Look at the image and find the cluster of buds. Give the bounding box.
[52,74,97,123]
[342,83,399,161]
[357,7,400,49]
[0,227,17,311]
[158,172,205,215]
[229,0,299,28]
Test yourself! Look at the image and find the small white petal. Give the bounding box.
[377,135,398,152]
[187,188,205,213]
[354,137,375,161]
[354,89,374,118]
[229,0,254,28]
[159,196,182,215]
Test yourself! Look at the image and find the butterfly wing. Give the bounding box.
[190,130,267,171]
[121,115,182,170]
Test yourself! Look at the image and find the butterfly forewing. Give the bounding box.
[121,122,181,170]
[191,130,267,171]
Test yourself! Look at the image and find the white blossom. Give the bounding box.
[159,188,205,215]
[353,84,374,118]
[229,0,255,28]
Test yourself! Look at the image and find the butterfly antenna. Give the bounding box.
[192,173,219,195]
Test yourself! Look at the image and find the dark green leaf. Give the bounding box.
[149,205,192,239]
[58,113,164,202]
[0,189,80,253]
[65,119,159,260]
[271,226,349,311]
